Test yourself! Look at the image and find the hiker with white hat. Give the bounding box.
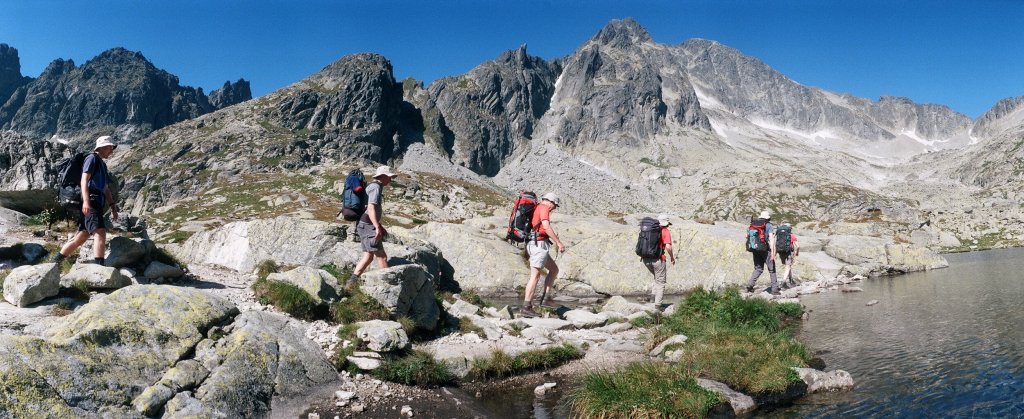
[52,136,120,265]
[637,214,676,305]
[745,210,779,294]
[347,165,398,289]
[520,192,565,318]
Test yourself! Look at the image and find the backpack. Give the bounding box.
[775,225,793,253]
[55,152,88,209]
[635,217,663,258]
[505,191,537,244]
[340,169,367,221]
[746,218,770,252]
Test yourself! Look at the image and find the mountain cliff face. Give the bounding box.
[424,45,561,176]
[0,47,250,144]
[116,53,410,213]
[0,44,32,107]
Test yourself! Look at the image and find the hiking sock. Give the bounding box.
[94,257,105,265]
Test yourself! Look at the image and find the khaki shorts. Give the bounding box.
[526,240,553,269]
[357,222,384,253]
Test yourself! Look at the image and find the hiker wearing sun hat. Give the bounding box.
[745,210,779,294]
[347,165,398,289]
[520,192,565,318]
[52,135,120,266]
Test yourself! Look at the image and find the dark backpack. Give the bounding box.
[746,218,770,252]
[635,217,663,258]
[506,191,537,244]
[340,169,367,221]
[55,152,88,209]
[776,225,793,253]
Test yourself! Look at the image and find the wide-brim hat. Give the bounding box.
[657,214,672,226]
[94,135,117,151]
[373,165,397,178]
[759,210,771,220]
[542,192,560,207]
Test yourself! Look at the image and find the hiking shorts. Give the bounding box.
[526,240,553,269]
[356,221,384,253]
[77,198,105,234]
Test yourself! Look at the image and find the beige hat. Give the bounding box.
[657,213,672,226]
[759,210,771,220]
[94,135,117,151]
[373,165,397,178]
[542,192,560,207]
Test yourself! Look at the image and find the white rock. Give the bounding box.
[401,405,414,417]
[696,378,756,415]
[3,263,60,307]
[866,300,879,306]
[563,309,608,329]
[60,263,131,290]
[649,334,688,357]
[347,356,381,370]
[792,367,855,393]
[335,390,356,401]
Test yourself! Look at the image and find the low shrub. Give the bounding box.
[372,350,456,387]
[472,344,583,380]
[252,278,322,320]
[570,362,721,419]
[457,290,491,308]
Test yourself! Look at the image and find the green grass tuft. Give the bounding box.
[255,259,279,281]
[329,288,391,324]
[457,316,486,336]
[570,362,722,419]
[571,287,810,417]
[320,263,352,283]
[472,344,583,380]
[252,278,322,320]
[457,290,491,308]
[372,350,456,387]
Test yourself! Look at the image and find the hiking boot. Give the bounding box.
[519,306,539,318]
[344,274,360,291]
[539,298,558,309]
[745,285,755,293]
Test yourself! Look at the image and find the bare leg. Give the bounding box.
[60,231,89,256]
[353,252,375,276]
[541,258,559,300]
[374,250,388,269]
[93,229,107,259]
[524,266,543,305]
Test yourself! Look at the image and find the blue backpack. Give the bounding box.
[746,218,770,252]
[340,169,367,221]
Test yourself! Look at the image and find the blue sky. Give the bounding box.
[1,0,1022,117]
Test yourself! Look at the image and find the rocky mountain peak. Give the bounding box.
[971,96,1024,139]
[592,18,652,48]
[209,78,252,109]
[0,44,31,103]
[312,53,393,85]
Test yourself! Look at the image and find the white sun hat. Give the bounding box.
[94,135,117,150]
[373,165,397,178]
[759,210,771,220]
[657,213,672,226]
[542,192,560,207]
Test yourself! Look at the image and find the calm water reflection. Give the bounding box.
[771,248,1024,417]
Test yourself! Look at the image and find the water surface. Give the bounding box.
[774,248,1024,417]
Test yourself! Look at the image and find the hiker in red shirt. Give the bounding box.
[521,193,565,318]
[641,214,676,305]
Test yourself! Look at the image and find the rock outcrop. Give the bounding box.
[266,266,342,305]
[59,264,132,289]
[0,285,337,417]
[360,265,440,331]
[0,44,31,107]
[208,79,252,109]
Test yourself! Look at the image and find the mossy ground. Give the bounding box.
[570,288,809,417]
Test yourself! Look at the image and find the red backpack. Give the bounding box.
[505,191,537,244]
